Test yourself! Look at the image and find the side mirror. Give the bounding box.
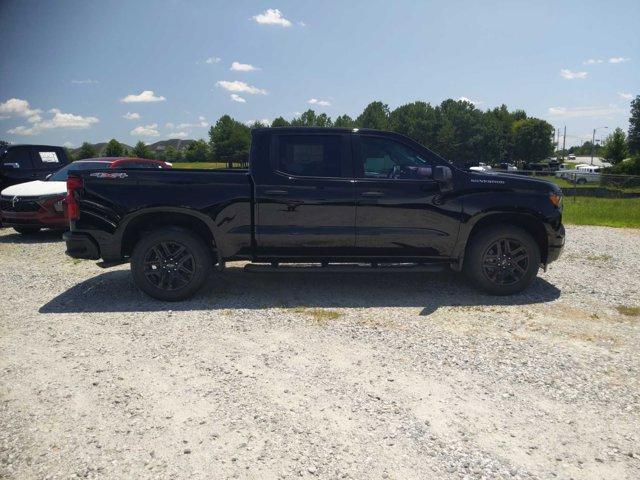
[433,166,452,182]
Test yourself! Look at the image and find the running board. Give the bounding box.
[243,263,446,274]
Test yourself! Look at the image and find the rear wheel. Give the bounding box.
[464,225,540,295]
[576,177,587,185]
[131,228,212,301]
[14,227,40,235]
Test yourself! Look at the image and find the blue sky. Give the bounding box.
[0,0,638,148]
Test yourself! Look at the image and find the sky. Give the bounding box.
[0,0,638,148]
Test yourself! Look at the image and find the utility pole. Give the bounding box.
[562,126,566,159]
[590,128,596,165]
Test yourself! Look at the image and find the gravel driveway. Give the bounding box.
[1,225,639,480]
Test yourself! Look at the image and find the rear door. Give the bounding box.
[353,134,461,258]
[255,132,356,257]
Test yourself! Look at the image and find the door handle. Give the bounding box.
[360,191,385,197]
[264,189,288,196]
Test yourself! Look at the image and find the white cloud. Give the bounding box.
[231,61,259,72]
[205,56,221,64]
[230,94,247,103]
[308,98,331,107]
[0,98,42,123]
[609,57,630,64]
[63,141,75,148]
[298,21,307,27]
[7,125,37,135]
[130,123,160,136]
[71,79,99,84]
[123,112,141,120]
[618,92,634,100]
[252,8,292,27]
[216,80,267,95]
[560,69,587,80]
[7,106,98,135]
[38,109,99,130]
[167,131,189,139]
[458,96,484,106]
[198,116,206,121]
[120,90,166,103]
[547,105,624,119]
[582,58,603,65]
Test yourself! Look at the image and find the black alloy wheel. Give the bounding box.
[143,241,196,291]
[131,228,212,301]
[481,238,530,286]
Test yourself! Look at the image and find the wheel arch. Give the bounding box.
[456,211,549,268]
[119,208,217,258]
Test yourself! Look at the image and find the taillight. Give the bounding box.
[66,176,83,221]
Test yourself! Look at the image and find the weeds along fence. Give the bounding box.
[495,170,640,200]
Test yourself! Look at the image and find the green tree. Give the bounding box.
[290,109,332,127]
[271,116,290,127]
[628,95,640,155]
[0,140,9,149]
[63,147,75,162]
[132,141,152,158]
[356,101,389,130]
[184,139,209,162]
[163,145,182,163]
[333,114,355,128]
[103,138,124,157]
[249,120,269,129]
[76,142,97,160]
[511,118,554,164]
[602,127,629,164]
[209,115,251,167]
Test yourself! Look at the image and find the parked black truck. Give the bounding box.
[64,127,565,300]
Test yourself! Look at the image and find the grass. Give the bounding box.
[172,162,231,169]
[562,197,640,228]
[616,306,640,317]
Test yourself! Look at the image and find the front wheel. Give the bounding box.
[131,228,212,301]
[464,225,540,295]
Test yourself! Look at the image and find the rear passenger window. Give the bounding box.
[277,135,344,178]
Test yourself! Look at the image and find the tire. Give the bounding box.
[131,228,212,301]
[464,225,540,295]
[576,178,587,185]
[14,227,40,235]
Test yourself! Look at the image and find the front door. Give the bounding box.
[255,133,356,257]
[354,134,461,258]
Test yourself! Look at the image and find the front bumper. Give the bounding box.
[546,223,565,264]
[0,209,68,229]
[63,231,100,260]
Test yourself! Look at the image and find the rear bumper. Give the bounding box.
[63,231,100,260]
[546,222,565,264]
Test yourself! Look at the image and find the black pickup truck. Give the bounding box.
[64,127,565,300]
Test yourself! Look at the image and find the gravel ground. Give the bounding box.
[1,225,639,480]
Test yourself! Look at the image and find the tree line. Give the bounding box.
[63,95,640,175]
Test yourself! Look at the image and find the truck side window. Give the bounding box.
[360,136,431,179]
[277,135,343,178]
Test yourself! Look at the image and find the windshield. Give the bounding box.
[48,162,109,181]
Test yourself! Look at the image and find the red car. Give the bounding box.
[0,157,171,234]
